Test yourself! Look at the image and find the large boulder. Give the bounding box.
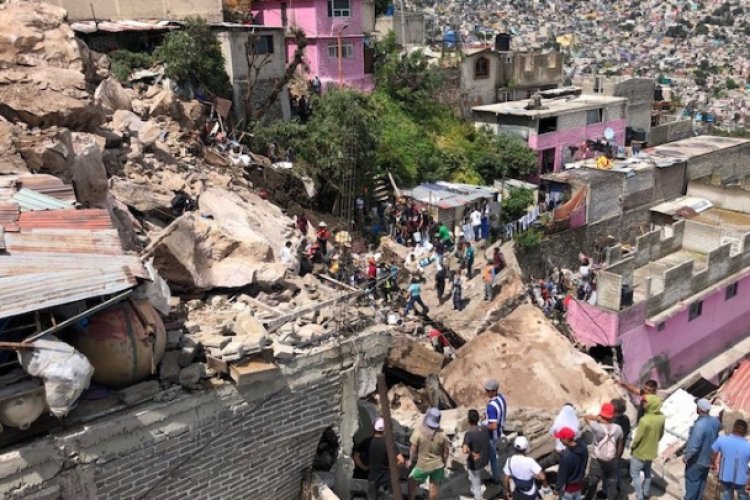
[439,304,621,414]
[14,126,74,176]
[151,213,285,291]
[71,134,109,207]
[0,122,30,175]
[110,177,174,216]
[0,2,104,130]
[94,78,133,113]
[150,188,296,291]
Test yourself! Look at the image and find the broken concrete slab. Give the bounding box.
[387,335,445,379]
[229,357,281,387]
[117,380,160,406]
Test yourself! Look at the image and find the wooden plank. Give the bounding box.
[386,335,446,379]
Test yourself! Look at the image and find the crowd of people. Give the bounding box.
[355,377,750,500]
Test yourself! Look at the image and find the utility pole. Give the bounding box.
[376,374,403,500]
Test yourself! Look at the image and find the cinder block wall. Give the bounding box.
[0,331,391,500]
[0,377,341,500]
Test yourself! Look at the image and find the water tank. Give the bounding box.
[71,300,166,387]
[495,33,512,51]
[621,284,634,308]
[444,30,458,49]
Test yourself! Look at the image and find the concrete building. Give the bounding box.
[253,0,376,91]
[574,76,655,138]
[44,0,224,21]
[472,94,627,177]
[567,218,750,387]
[215,25,291,121]
[459,49,564,110]
[374,11,425,48]
[0,328,391,499]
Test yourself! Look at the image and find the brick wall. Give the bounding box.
[0,331,391,500]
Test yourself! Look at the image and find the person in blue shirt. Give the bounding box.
[404,278,429,316]
[711,419,750,500]
[484,378,507,484]
[683,399,720,500]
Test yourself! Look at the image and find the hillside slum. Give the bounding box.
[3,2,749,500]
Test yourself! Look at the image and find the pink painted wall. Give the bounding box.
[567,271,750,385]
[566,299,619,346]
[254,0,364,39]
[528,118,627,172]
[620,273,750,385]
[256,0,372,90]
[287,38,373,91]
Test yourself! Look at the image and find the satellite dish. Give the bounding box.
[604,127,615,140]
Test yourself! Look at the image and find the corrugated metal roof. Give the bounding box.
[16,175,76,203]
[19,209,113,231]
[0,208,146,320]
[718,360,750,414]
[12,188,74,212]
[0,270,136,320]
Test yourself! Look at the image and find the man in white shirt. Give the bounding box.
[470,208,483,241]
[503,436,548,500]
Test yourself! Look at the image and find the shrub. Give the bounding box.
[110,50,154,82]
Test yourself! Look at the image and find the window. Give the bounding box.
[524,55,534,72]
[252,35,274,55]
[474,56,489,79]
[726,282,739,300]
[547,53,557,69]
[538,116,558,134]
[657,321,666,331]
[327,0,351,17]
[328,41,354,59]
[586,108,603,124]
[688,301,703,321]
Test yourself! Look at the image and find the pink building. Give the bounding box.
[567,219,750,386]
[252,0,375,91]
[471,94,627,179]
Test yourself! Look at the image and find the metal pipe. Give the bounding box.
[377,373,403,500]
[338,30,343,87]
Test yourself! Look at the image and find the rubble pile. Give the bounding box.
[0,1,103,130]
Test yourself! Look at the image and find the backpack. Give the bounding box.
[594,424,618,462]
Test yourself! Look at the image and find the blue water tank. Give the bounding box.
[444,30,458,48]
[385,4,394,16]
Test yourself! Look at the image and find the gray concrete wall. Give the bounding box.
[688,142,750,183]
[0,330,391,499]
[216,28,289,121]
[45,0,223,21]
[374,13,424,45]
[648,119,693,146]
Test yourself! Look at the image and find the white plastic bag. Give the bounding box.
[17,337,94,418]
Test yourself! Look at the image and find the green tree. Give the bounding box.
[154,17,230,97]
[374,32,440,109]
[470,132,537,183]
[501,187,534,224]
[300,90,380,209]
[726,77,739,90]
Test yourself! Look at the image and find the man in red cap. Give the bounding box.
[553,427,588,500]
[583,403,624,500]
